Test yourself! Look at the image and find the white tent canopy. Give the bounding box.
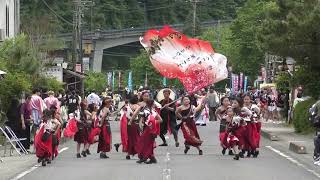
[0,70,7,75]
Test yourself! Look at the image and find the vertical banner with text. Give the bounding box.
[239,72,244,90]
[232,74,239,94]
[112,71,115,92]
[128,71,133,92]
[144,72,148,87]
[163,77,167,87]
[107,72,112,87]
[244,76,248,92]
[118,71,121,90]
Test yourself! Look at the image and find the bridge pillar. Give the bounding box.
[92,47,103,72]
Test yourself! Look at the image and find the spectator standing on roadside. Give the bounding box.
[31,88,45,128]
[206,86,219,121]
[19,94,32,151]
[67,91,80,115]
[44,91,60,111]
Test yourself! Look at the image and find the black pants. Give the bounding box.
[18,123,31,150]
[209,107,217,121]
[52,133,59,159]
[159,119,178,143]
[314,133,320,158]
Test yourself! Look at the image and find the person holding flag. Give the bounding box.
[176,96,205,155]
[159,89,179,147]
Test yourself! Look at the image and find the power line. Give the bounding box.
[101,4,175,12]
[40,0,73,25]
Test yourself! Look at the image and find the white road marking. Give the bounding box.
[10,166,39,180]
[10,147,69,180]
[58,147,69,153]
[266,146,320,179]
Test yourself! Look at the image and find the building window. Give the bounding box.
[6,5,9,37]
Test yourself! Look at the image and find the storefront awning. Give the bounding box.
[63,69,85,79]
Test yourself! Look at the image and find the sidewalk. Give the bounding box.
[0,146,37,180]
[0,137,70,180]
[261,120,318,171]
[261,120,314,154]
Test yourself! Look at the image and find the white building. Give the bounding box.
[0,0,20,41]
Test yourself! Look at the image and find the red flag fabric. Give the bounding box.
[120,111,128,152]
[63,118,78,138]
[140,26,228,93]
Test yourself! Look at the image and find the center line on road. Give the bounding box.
[11,147,69,180]
[266,145,320,179]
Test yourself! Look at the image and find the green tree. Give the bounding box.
[275,71,290,93]
[0,72,31,112]
[130,50,162,88]
[199,0,272,79]
[0,34,63,111]
[0,34,40,76]
[258,0,320,98]
[227,0,271,78]
[84,72,107,93]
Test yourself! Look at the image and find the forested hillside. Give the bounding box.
[20,0,246,34]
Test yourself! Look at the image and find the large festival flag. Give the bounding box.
[244,76,248,92]
[140,26,228,93]
[128,71,133,91]
[239,72,244,90]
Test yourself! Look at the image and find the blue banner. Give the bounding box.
[128,71,133,91]
[163,77,167,87]
[244,76,248,92]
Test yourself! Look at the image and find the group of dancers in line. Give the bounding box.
[34,87,261,166]
[216,95,261,160]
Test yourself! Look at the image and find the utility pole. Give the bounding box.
[72,0,91,96]
[191,0,200,37]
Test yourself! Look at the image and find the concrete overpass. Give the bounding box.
[56,20,232,72]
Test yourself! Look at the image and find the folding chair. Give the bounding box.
[0,127,24,156]
[5,126,28,155]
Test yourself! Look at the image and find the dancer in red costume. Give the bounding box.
[225,107,241,160]
[123,95,140,160]
[134,99,163,164]
[114,100,129,153]
[97,97,113,159]
[231,97,246,158]
[35,109,61,166]
[74,100,91,158]
[243,94,261,158]
[215,96,233,155]
[50,106,62,160]
[88,103,101,146]
[175,96,204,155]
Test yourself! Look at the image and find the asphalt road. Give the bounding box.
[15,121,320,180]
